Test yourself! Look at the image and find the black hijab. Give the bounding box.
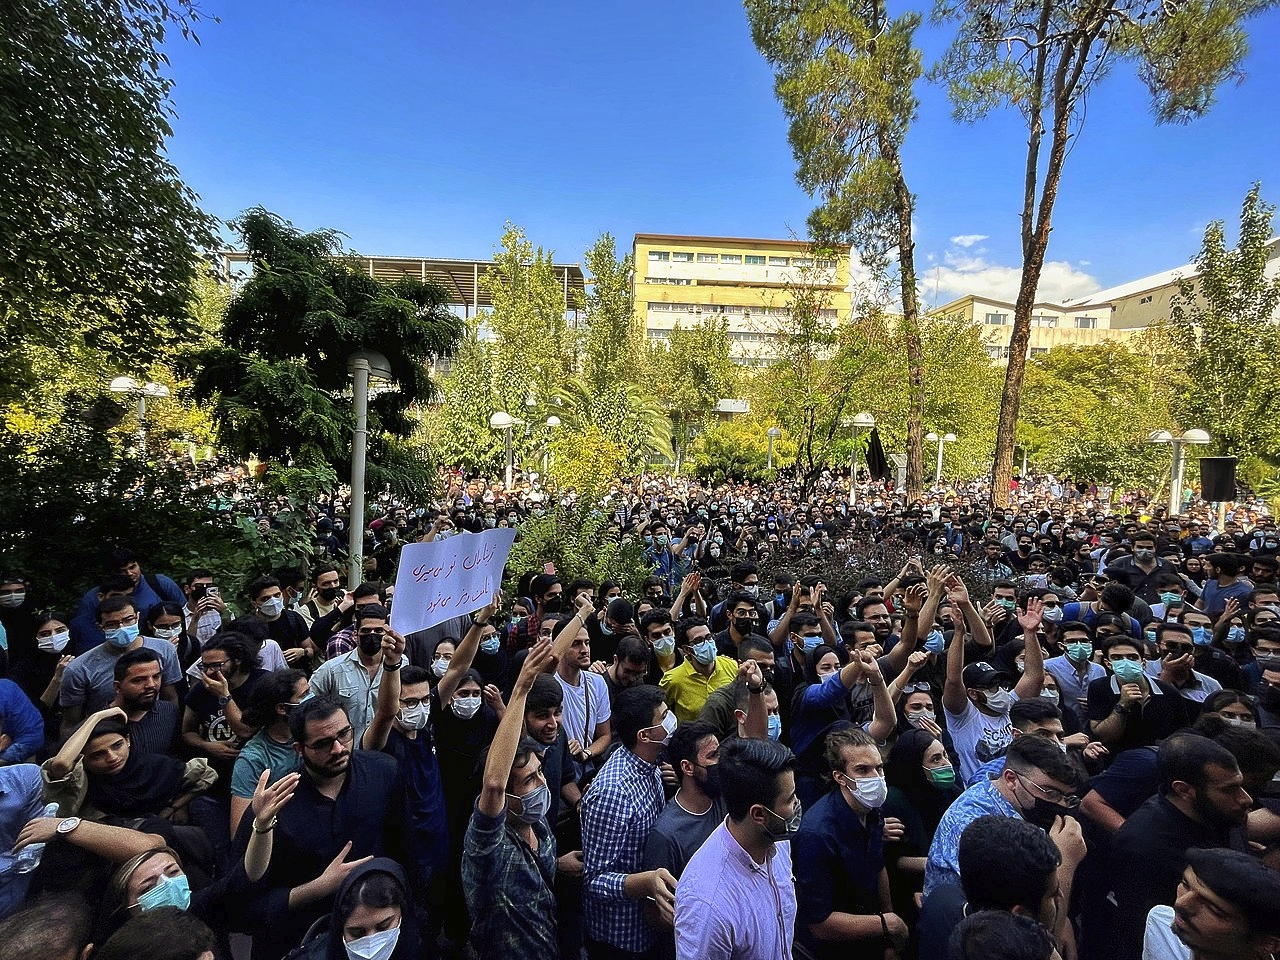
[320,858,422,960]
[885,728,961,836]
[85,731,186,817]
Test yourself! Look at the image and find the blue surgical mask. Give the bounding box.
[1226,626,1246,645]
[653,632,676,657]
[480,636,501,655]
[924,630,946,654]
[1191,626,1213,647]
[767,714,782,741]
[800,634,824,652]
[106,623,139,648]
[136,872,191,912]
[690,639,717,666]
[1110,658,1145,683]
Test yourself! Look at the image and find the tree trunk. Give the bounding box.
[991,74,1075,508]
[882,134,925,501]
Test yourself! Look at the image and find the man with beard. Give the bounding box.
[1109,733,1255,960]
[1142,847,1280,960]
[109,648,178,757]
[234,695,403,960]
[642,721,726,960]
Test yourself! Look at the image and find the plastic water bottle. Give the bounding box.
[14,802,60,873]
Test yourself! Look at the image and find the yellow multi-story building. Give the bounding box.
[935,293,1137,363]
[632,234,853,367]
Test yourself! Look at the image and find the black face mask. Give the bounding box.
[1020,794,1072,830]
[358,634,383,657]
[542,595,563,614]
[1258,686,1280,712]
[318,587,340,602]
[699,763,723,800]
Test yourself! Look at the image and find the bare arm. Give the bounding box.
[942,593,969,717]
[551,593,593,663]
[1013,598,1046,700]
[244,769,301,882]
[863,654,897,743]
[362,629,406,752]
[13,816,164,861]
[40,656,73,710]
[1078,789,1126,835]
[478,639,553,817]
[438,595,499,705]
[768,589,801,648]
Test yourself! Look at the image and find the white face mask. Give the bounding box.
[154,626,182,640]
[451,696,481,719]
[431,658,449,678]
[38,630,70,654]
[344,925,401,960]
[398,702,429,730]
[982,688,1012,714]
[0,592,26,608]
[845,774,888,809]
[258,597,284,618]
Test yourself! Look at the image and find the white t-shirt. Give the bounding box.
[1142,905,1190,960]
[556,670,611,778]
[944,695,1020,783]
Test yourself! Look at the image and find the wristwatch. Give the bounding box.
[217,695,232,707]
[56,817,82,836]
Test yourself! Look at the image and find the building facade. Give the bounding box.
[935,294,1136,362]
[632,234,853,367]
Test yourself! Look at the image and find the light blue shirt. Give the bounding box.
[1045,654,1107,709]
[925,776,1021,896]
[308,649,383,745]
[0,765,45,920]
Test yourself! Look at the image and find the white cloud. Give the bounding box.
[927,246,1101,304]
[949,234,989,248]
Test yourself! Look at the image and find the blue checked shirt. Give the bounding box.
[581,745,666,951]
[924,776,1020,896]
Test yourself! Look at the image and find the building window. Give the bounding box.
[816,259,837,269]
[818,308,838,319]
[985,345,1011,359]
[768,256,790,266]
[1075,316,1097,329]
[646,328,670,339]
[793,257,814,267]
[1030,347,1049,356]
[745,255,766,265]
[1031,314,1057,327]
[671,251,693,262]
[697,253,718,263]
[720,254,742,264]
[648,251,669,262]
[1140,295,1153,304]
[984,312,1009,325]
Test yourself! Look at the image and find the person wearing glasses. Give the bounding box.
[235,694,405,960]
[924,734,1087,897]
[58,595,182,740]
[308,605,396,746]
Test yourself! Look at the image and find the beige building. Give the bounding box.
[632,234,853,367]
[1064,236,1280,330]
[935,293,1136,362]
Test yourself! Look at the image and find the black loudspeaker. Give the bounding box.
[1200,457,1238,502]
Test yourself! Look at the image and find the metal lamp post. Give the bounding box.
[1147,428,1210,517]
[543,415,561,475]
[489,411,526,490]
[108,376,171,446]
[925,431,958,485]
[767,427,781,472]
[347,349,394,590]
[843,412,876,508]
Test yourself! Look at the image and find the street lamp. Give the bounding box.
[543,415,561,475]
[108,376,171,445]
[842,412,876,508]
[1147,428,1210,518]
[490,411,526,491]
[767,427,781,472]
[925,431,958,486]
[347,349,394,590]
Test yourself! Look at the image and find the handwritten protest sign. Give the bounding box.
[389,528,517,635]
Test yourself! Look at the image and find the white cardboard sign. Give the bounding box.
[389,528,517,634]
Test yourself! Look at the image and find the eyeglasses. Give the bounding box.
[102,615,139,629]
[398,697,427,709]
[1015,772,1080,808]
[903,682,932,694]
[199,660,231,673]
[304,726,354,753]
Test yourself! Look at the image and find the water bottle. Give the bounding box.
[14,802,60,873]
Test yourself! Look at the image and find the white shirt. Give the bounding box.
[1142,905,1190,960]
[944,695,1020,784]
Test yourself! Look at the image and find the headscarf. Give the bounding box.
[320,858,421,960]
[885,728,961,837]
[85,735,186,817]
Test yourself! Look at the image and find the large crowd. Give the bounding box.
[0,468,1278,960]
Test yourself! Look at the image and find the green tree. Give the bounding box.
[0,0,217,395]
[931,0,1277,506]
[745,0,929,499]
[691,419,798,484]
[189,208,461,493]
[553,377,673,470]
[1167,184,1280,460]
[582,234,643,391]
[432,316,505,474]
[483,224,579,415]
[644,318,738,471]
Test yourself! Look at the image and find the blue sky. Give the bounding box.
[164,1,1280,307]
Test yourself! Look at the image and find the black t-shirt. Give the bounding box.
[1087,676,1190,752]
[184,669,269,748]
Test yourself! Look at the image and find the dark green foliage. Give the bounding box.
[188,209,463,493]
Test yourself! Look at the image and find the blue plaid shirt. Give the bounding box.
[581,745,666,951]
[924,776,1020,896]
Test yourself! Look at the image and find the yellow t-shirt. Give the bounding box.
[659,656,739,722]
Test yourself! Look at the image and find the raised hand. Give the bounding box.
[252,768,300,828]
[314,841,374,899]
[1017,597,1044,633]
[381,627,407,666]
[902,583,926,615]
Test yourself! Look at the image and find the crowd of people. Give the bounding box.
[0,468,1279,960]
